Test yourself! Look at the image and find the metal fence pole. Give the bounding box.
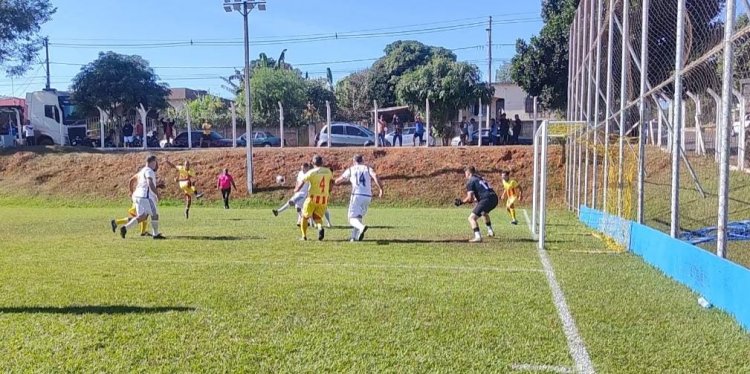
[670,0,687,238]
[539,121,549,250]
[231,102,237,148]
[637,0,650,224]
[532,122,540,235]
[717,0,737,258]
[592,0,604,209]
[326,101,331,148]
[278,101,284,149]
[617,0,629,217]
[187,109,192,150]
[603,0,616,213]
[584,0,594,208]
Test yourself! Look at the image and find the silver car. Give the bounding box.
[317,123,386,147]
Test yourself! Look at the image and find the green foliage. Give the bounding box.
[0,0,56,76]
[335,69,373,122]
[303,79,336,125]
[510,0,579,112]
[237,67,307,128]
[71,52,170,119]
[495,62,513,83]
[396,58,492,139]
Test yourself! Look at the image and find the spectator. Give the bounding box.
[23,120,34,146]
[122,122,134,147]
[391,115,403,147]
[460,121,469,146]
[414,115,425,146]
[490,119,498,146]
[162,118,175,146]
[513,115,522,144]
[499,113,510,145]
[135,119,144,141]
[468,118,476,143]
[377,115,387,147]
[217,168,238,209]
[201,120,212,148]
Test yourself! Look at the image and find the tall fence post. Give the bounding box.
[584,0,594,208]
[670,0,687,238]
[478,98,483,148]
[707,88,721,161]
[637,0,650,224]
[733,90,747,170]
[717,0,737,258]
[426,99,431,147]
[278,101,284,149]
[539,121,549,250]
[231,101,237,148]
[326,100,332,148]
[187,109,193,150]
[602,0,616,213]
[592,0,604,209]
[617,0,630,218]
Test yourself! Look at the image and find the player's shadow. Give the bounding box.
[169,235,264,241]
[329,225,397,230]
[0,305,195,315]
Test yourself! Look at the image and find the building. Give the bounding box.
[460,82,555,125]
[167,88,232,112]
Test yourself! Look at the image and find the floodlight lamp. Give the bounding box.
[233,3,241,11]
[223,5,233,12]
[258,3,266,11]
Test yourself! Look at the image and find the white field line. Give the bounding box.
[129,259,545,274]
[511,363,574,373]
[523,210,596,374]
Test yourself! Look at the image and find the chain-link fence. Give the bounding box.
[566,0,750,267]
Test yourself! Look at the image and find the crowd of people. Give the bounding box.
[458,113,525,146]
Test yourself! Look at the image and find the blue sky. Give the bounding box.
[0,0,545,98]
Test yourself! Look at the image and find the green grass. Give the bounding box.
[0,205,748,372]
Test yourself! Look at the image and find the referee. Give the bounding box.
[455,166,498,243]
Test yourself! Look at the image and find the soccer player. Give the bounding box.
[295,155,333,241]
[217,168,238,209]
[273,163,312,225]
[334,154,383,242]
[120,155,165,239]
[501,171,523,225]
[164,158,203,219]
[455,166,498,243]
[111,173,150,236]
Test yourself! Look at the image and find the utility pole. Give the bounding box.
[487,16,493,84]
[44,37,51,90]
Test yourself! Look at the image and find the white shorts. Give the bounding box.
[290,192,308,209]
[133,196,158,217]
[348,195,371,218]
[124,136,134,143]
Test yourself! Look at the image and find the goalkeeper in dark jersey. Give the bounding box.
[455,166,498,243]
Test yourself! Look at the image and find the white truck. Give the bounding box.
[25,90,88,146]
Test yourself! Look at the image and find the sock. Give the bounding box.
[473,227,481,239]
[315,220,323,231]
[124,218,139,230]
[349,217,365,231]
[190,185,197,194]
[151,220,160,236]
[510,209,517,222]
[301,217,309,238]
[278,202,291,213]
[139,221,148,235]
[115,217,129,225]
[487,223,494,234]
[324,210,331,225]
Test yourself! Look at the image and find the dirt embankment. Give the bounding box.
[0,147,565,206]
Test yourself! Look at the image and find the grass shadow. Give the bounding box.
[170,235,264,241]
[0,305,195,315]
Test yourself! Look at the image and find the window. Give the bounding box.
[331,125,345,135]
[345,126,365,137]
[495,99,505,118]
[44,105,56,121]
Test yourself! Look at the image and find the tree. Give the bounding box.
[303,79,336,125]
[185,94,227,123]
[237,67,307,127]
[71,52,170,120]
[0,0,56,76]
[510,0,579,112]
[335,69,373,122]
[368,40,457,107]
[495,62,513,83]
[396,58,493,142]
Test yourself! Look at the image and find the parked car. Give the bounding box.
[316,123,388,147]
[384,126,436,146]
[173,131,233,148]
[733,114,750,136]
[237,131,283,147]
[451,129,493,146]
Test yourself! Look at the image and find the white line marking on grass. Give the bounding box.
[134,259,544,274]
[511,363,574,373]
[522,209,595,374]
[566,250,619,255]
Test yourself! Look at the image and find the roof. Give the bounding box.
[168,88,209,101]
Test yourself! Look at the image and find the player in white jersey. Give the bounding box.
[334,154,383,241]
[120,155,165,239]
[273,163,332,227]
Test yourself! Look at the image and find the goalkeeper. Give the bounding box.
[454,166,498,243]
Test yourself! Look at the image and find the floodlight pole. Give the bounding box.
[671,0,687,238]
[718,0,737,258]
[637,0,650,224]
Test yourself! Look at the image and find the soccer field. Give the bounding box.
[0,205,748,372]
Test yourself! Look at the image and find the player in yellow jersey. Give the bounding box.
[295,155,333,241]
[164,158,203,219]
[110,168,165,235]
[501,171,523,225]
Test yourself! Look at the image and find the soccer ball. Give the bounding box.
[276,175,285,185]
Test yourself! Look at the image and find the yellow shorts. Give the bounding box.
[179,180,193,195]
[302,198,328,220]
[506,196,517,208]
[128,204,137,217]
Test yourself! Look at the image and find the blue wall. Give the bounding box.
[579,206,750,331]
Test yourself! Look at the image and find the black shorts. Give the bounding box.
[472,194,499,216]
